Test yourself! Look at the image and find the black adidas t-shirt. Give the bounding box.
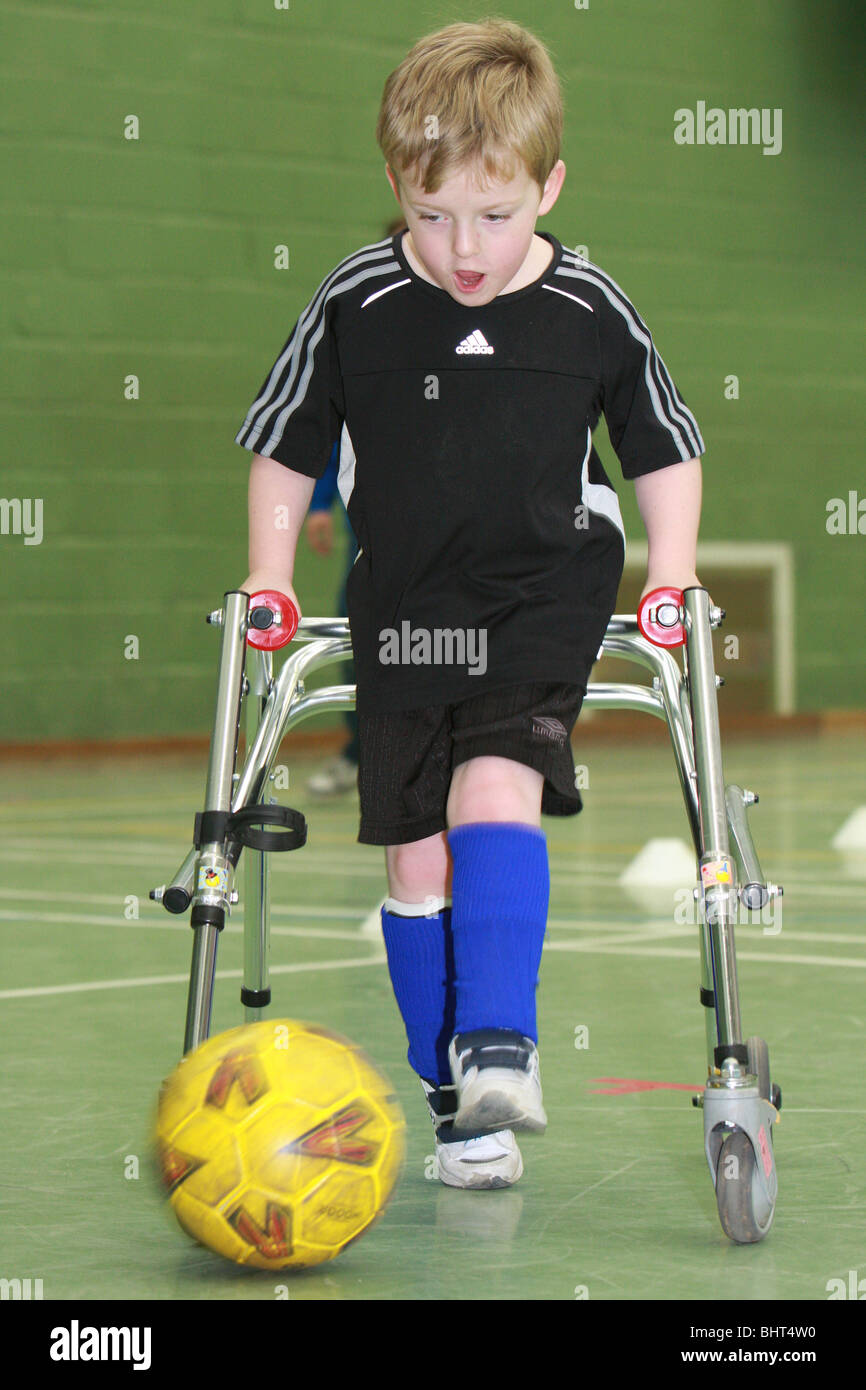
[236,232,704,713]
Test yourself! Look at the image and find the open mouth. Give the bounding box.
[454,271,485,292]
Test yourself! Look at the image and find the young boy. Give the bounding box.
[236,19,704,1190]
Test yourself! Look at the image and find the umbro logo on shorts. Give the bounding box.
[455,330,494,355]
[531,716,568,742]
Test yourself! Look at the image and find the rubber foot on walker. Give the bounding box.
[241,987,271,1008]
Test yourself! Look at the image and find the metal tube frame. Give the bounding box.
[163,587,773,1080]
[181,591,249,1054]
[241,645,273,1023]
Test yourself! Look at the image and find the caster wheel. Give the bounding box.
[715,1127,775,1244]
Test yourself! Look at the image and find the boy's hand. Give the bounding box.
[639,573,701,603]
[239,572,302,621]
[305,512,334,556]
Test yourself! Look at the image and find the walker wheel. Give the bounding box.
[714,1036,778,1245]
[246,590,299,650]
[714,1127,776,1244]
[637,586,685,647]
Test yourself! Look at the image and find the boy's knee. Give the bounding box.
[448,755,543,826]
[386,833,450,902]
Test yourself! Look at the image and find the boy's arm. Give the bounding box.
[241,452,317,610]
[633,456,702,601]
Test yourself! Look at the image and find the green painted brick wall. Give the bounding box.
[1,0,863,743]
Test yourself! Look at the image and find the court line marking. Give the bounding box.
[2,916,863,1003]
[0,846,384,879]
[533,1158,643,1242]
[0,888,391,929]
[0,888,374,917]
[545,939,866,969]
[0,954,387,1001]
[0,887,649,924]
[2,830,865,882]
[0,839,384,858]
[0,909,686,941]
[2,907,865,960]
[559,1158,642,1206]
[0,909,378,942]
[0,844,863,899]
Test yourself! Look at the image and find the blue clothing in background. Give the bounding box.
[309,443,355,543]
[309,441,359,760]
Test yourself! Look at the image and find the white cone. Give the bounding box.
[831,807,866,851]
[619,838,697,886]
[619,838,698,917]
[359,897,386,938]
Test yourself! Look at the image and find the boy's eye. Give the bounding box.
[416,213,510,224]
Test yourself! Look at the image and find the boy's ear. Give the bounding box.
[538,159,566,217]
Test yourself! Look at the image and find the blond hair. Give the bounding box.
[376,18,563,194]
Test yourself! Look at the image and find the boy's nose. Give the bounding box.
[452,225,481,259]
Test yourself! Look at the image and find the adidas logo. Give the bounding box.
[456,330,494,355]
[531,716,567,743]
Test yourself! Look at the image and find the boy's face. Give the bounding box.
[386,157,565,305]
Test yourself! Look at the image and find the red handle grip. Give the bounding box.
[637,586,685,648]
[246,590,300,650]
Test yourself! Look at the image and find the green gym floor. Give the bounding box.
[2,731,865,1303]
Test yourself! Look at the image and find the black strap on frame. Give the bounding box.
[194,803,307,854]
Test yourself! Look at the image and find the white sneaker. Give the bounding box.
[306,754,358,796]
[448,1029,548,1136]
[437,1131,523,1190]
[421,1079,523,1189]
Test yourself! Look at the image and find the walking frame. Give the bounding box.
[151,586,783,1244]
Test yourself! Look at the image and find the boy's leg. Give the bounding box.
[356,700,457,1084]
[447,756,547,1039]
[380,832,454,1087]
[380,831,523,1187]
[442,680,584,1062]
[356,697,548,1177]
[445,756,551,1135]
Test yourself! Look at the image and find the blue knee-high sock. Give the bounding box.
[447,823,550,1041]
[380,902,455,1085]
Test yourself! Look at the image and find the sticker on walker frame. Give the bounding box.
[198,865,227,894]
[701,858,733,886]
[757,1125,773,1177]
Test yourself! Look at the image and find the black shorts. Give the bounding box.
[356,682,586,845]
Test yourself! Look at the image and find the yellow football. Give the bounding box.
[154,1020,406,1269]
